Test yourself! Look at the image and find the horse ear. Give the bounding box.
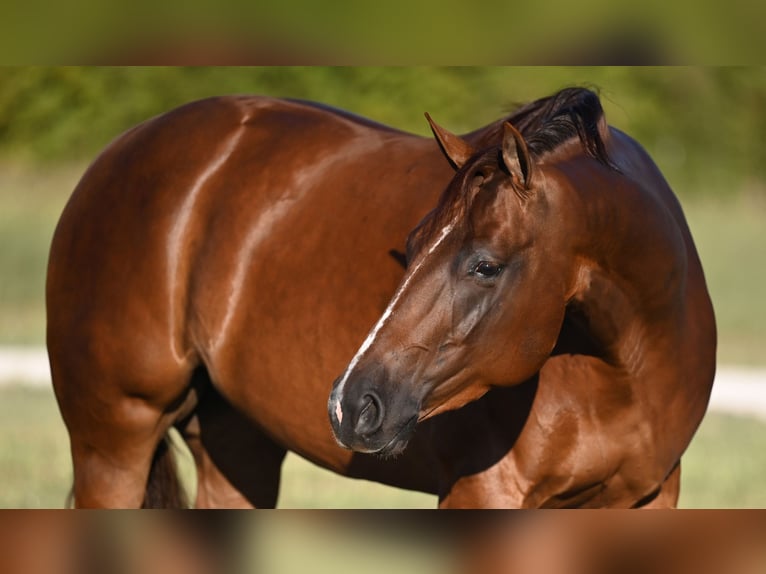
[502,121,535,191]
[425,112,476,170]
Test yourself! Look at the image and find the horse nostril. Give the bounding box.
[354,393,384,436]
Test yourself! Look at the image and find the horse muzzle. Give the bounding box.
[328,368,420,456]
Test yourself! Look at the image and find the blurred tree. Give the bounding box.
[0,67,763,197]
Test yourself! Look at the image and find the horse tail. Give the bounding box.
[142,435,189,508]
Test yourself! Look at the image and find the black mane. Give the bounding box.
[407,88,618,252]
[508,87,614,168]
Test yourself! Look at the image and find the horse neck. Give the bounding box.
[560,158,687,376]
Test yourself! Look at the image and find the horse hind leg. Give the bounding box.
[176,375,287,508]
[179,415,255,509]
[65,406,186,508]
[51,346,197,508]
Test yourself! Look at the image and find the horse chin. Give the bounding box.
[375,414,418,459]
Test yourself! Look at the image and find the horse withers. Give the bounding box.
[328,88,716,507]
[47,87,715,508]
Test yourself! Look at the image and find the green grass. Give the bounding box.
[1,385,764,509]
[0,162,80,344]
[683,195,766,366]
[680,412,766,508]
[0,385,71,507]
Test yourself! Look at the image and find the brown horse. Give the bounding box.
[47,88,715,508]
[328,88,717,507]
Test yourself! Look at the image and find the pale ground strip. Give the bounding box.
[1,346,766,420]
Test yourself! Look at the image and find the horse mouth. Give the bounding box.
[375,414,419,458]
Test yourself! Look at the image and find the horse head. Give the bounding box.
[329,114,580,456]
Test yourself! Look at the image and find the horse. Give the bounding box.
[46,87,715,508]
[327,87,716,507]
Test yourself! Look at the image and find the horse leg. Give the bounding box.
[180,415,253,509]
[433,361,682,508]
[66,402,184,508]
[51,345,195,508]
[437,464,527,509]
[177,382,287,508]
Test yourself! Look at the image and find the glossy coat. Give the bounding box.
[48,89,715,507]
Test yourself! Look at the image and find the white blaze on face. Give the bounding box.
[333,222,455,401]
[335,399,343,424]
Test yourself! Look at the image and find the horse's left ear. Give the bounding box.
[425,112,476,170]
[502,122,535,192]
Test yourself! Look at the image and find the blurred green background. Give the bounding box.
[2,1,765,64]
[0,67,764,508]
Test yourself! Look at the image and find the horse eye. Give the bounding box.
[474,261,503,278]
